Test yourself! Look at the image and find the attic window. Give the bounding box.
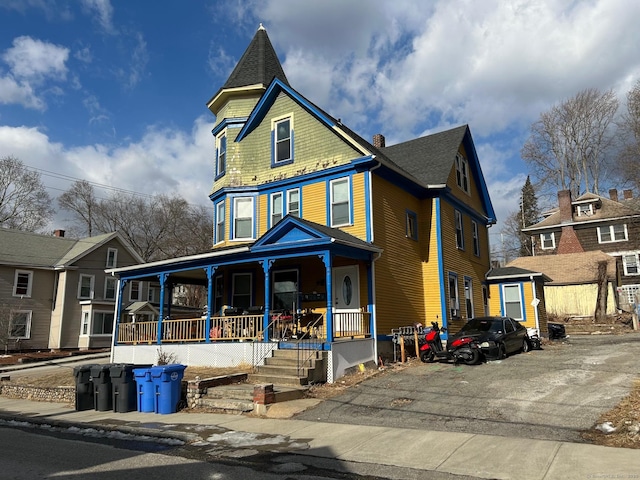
[273,116,293,165]
[576,204,593,216]
[455,153,469,194]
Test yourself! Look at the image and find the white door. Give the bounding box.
[333,265,360,334]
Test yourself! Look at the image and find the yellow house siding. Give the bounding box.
[340,172,367,241]
[371,174,425,334]
[302,182,326,224]
[214,96,260,127]
[446,145,486,215]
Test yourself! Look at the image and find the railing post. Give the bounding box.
[157,273,169,345]
[205,266,216,343]
[322,252,333,343]
[113,278,127,346]
[260,259,274,342]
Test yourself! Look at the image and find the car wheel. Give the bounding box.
[497,343,506,360]
[463,349,481,365]
[420,350,435,363]
[522,338,530,353]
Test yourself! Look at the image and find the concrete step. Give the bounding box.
[255,364,310,377]
[264,357,319,367]
[199,397,254,413]
[271,349,326,360]
[248,373,309,386]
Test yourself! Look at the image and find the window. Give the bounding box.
[482,285,489,316]
[330,178,350,226]
[472,220,480,256]
[106,248,118,268]
[503,284,523,320]
[598,224,627,243]
[540,232,555,250]
[271,192,283,226]
[216,133,226,177]
[147,286,157,303]
[129,281,141,302]
[448,273,459,318]
[215,201,225,244]
[104,277,116,300]
[233,197,254,240]
[623,254,640,276]
[287,188,300,217]
[93,311,114,335]
[464,277,474,318]
[455,153,469,194]
[81,311,89,335]
[231,273,252,310]
[214,276,224,316]
[272,269,298,311]
[619,284,640,304]
[455,210,464,249]
[78,274,94,299]
[406,210,418,240]
[576,204,593,216]
[274,117,292,164]
[9,310,31,339]
[13,270,33,297]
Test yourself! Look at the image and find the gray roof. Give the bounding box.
[223,26,289,90]
[486,266,546,280]
[0,228,125,268]
[381,125,469,186]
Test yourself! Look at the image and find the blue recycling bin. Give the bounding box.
[133,367,154,413]
[150,364,186,414]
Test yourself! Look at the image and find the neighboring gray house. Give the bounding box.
[0,228,144,351]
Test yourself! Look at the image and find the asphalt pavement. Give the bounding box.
[0,352,639,480]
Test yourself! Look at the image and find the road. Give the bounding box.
[296,333,640,443]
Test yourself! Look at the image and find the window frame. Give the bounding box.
[78,274,95,299]
[231,272,252,310]
[104,276,117,301]
[598,224,628,243]
[214,275,224,316]
[215,200,225,244]
[9,310,32,339]
[231,196,255,241]
[272,269,299,312]
[287,188,300,217]
[464,277,474,318]
[13,269,33,297]
[540,232,556,250]
[576,204,593,216]
[272,116,293,166]
[455,153,470,194]
[129,280,141,302]
[215,131,227,179]
[448,272,460,319]
[329,177,351,227]
[455,210,464,250]
[106,248,118,268]
[406,210,418,241]
[81,310,90,336]
[92,310,115,336]
[472,220,480,256]
[270,192,283,227]
[623,253,640,276]
[502,283,524,321]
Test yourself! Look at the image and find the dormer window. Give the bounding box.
[273,116,293,165]
[540,232,555,250]
[455,153,469,194]
[576,204,593,216]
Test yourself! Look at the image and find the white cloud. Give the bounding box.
[81,0,115,34]
[116,32,149,90]
[0,75,43,110]
[3,36,69,83]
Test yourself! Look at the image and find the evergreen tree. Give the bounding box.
[519,176,540,256]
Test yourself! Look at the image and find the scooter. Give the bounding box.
[527,327,542,350]
[419,321,482,365]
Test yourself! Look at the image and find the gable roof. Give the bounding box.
[506,251,616,285]
[0,228,143,269]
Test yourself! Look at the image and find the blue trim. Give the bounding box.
[229,194,257,241]
[214,200,225,244]
[435,198,447,328]
[286,187,301,218]
[442,191,491,226]
[364,171,372,242]
[211,117,248,137]
[327,175,352,227]
[499,282,525,321]
[405,209,418,241]
[462,128,497,223]
[236,78,335,142]
[520,282,527,322]
[271,120,294,168]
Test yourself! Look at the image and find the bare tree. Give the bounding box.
[522,88,618,197]
[0,156,54,231]
[58,180,98,236]
[616,80,640,192]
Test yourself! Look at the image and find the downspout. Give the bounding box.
[367,159,382,360]
[530,275,540,333]
[110,275,122,363]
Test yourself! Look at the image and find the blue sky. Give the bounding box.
[1,0,640,251]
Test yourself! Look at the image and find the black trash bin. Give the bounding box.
[73,364,95,411]
[110,364,150,413]
[90,364,113,411]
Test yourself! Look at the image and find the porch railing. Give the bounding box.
[333,311,371,339]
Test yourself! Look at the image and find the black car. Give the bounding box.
[448,316,530,360]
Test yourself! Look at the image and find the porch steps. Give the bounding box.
[248,348,327,387]
[197,383,306,413]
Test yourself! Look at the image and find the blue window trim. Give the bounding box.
[214,200,225,244]
[455,209,465,250]
[269,191,284,228]
[271,118,294,168]
[211,117,248,137]
[326,176,353,227]
[286,187,301,217]
[215,132,227,180]
[405,209,418,241]
[229,194,257,241]
[499,282,526,321]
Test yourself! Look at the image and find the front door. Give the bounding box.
[332,265,360,334]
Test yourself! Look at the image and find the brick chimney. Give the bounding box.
[53,229,65,238]
[623,189,633,200]
[372,134,385,149]
[609,188,618,202]
[557,190,573,223]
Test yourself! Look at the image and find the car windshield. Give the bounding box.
[460,318,502,334]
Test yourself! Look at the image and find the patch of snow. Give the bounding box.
[595,422,617,434]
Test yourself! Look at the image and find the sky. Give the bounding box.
[1,0,640,251]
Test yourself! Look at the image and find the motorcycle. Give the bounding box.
[527,327,542,350]
[419,321,482,365]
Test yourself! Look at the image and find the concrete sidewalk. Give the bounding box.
[0,395,638,480]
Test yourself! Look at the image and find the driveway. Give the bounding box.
[295,333,640,443]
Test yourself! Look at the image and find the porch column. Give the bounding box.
[322,252,334,343]
[205,266,217,343]
[366,259,374,336]
[113,278,127,346]
[157,273,169,345]
[260,259,274,341]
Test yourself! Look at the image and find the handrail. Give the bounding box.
[296,313,325,377]
[251,313,282,367]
